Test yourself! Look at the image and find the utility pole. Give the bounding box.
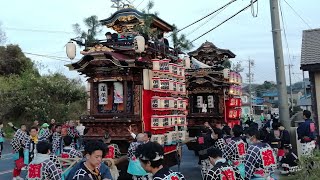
[285,64,294,115]
[246,59,254,116]
[269,0,291,130]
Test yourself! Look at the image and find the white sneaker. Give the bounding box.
[21,167,27,170]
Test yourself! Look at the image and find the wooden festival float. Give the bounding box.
[185,41,242,151]
[66,5,189,179]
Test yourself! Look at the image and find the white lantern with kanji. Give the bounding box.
[160,59,170,72]
[197,96,203,108]
[151,115,164,128]
[66,41,76,60]
[151,96,161,109]
[183,99,188,110]
[169,80,174,92]
[223,68,230,79]
[98,83,108,105]
[152,59,160,71]
[151,77,160,91]
[208,95,214,108]
[160,79,169,92]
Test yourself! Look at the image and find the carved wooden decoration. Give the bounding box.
[134,85,141,115]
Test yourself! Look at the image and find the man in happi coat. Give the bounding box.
[127,133,151,180]
[244,127,277,180]
[61,135,83,159]
[297,110,316,156]
[24,126,39,165]
[72,140,111,180]
[53,126,70,155]
[136,142,185,180]
[68,120,80,149]
[26,141,62,180]
[205,148,243,180]
[103,132,121,159]
[224,125,247,178]
[51,124,62,154]
[38,123,51,142]
[11,124,29,180]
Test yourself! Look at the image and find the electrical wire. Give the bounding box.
[23,52,74,62]
[136,0,145,8]
[185,4,229,37]
[190,0,258,43]
[283,0,312,29]
[4,27,73,34]
[171,0,238,35]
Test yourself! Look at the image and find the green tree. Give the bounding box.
[171,24,193,51]
[134,0,159,39]
[72,15,102,47]
[0,45,37,76]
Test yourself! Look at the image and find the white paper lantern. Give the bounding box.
[169,97,174,109]
[173,81,177,93]
[152,59,160,71]
[184,56,191,69]
[197,96,203,108]
[162,97,170,109]
[66,41,76,60]
[151,96,161,109]
[183,99,187,110]
[134,35,145,53]
[180,67,185,77]
[208,95,214,108]
[182,83,186,94]
[178,98,183,110]
[173,98,178,109]
[160,79,169,92]
[223,68,230,79]
[169,63,174,74]
[151,77,160,91]
[160,59,170,72]
[172,64,178,76]
[98,83,108,105]
[163,116,170,127]
[180,115,186,125]
[151,115,164,128]
[169,80,174,92]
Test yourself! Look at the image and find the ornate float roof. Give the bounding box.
[100,8,174,33]
[186,68,227,92]
[188,41,236,58]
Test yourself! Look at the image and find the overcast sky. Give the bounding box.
[0,0,319,84]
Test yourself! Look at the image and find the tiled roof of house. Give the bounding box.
[301,28,320,65]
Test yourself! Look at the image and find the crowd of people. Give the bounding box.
[0,110,317,180]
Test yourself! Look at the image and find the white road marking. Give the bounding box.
[0,170,13,175]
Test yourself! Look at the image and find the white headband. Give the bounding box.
[139,152,164,161]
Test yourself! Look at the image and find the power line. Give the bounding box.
[136,0,145,8]
[283,0,312,29]
[4,27,73,34]
[185,4,229,37]
[24,52,75,62]
[173,0,238,35]
[190,0,258,43]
